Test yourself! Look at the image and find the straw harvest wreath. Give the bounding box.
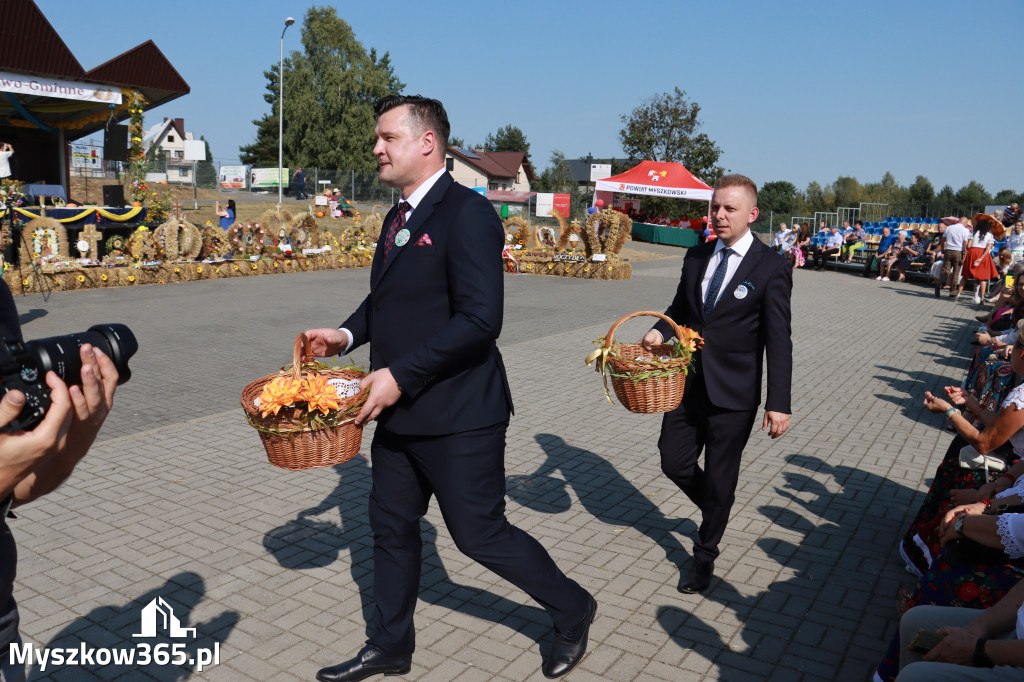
[504,217,531,249]
[585,208,631,256]
[153,217,203,261]
[126,226,162,262]
[552,210,597,256]
[363,205,385,241]
[23,218,67,261]
[227,223,271,258]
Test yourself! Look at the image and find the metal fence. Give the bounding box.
[286,169,398,205]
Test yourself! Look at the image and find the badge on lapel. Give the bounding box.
[416,233,432,246]
[395,228,410,247]
[734,280,755,299]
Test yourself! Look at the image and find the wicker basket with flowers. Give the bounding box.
[242,333,368,470]
[585,311,702,413]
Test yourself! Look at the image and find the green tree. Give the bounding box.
[144,143,167,175]
[448,136,466,149]
[240,6,404,171]
[908,175,935,204]
[993,189,1021,205]
[804,181,830,211]
[618,87,723,182]
[758,181,798,218]
[831,176,862,209]
[482,125,531,164]
[936,184,956,205]
[195,137,217,188]
[955,181,991,207]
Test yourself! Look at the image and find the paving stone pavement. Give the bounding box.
[7,244,980,681]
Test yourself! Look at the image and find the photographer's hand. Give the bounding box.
[0,373,73,501]
[11,344,117,505]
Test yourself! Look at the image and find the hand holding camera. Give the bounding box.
[0,342,120,503]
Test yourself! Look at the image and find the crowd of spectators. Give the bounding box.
[872,222,1024,677]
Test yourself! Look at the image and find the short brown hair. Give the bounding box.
[374,94,451,155]
[713,174,757,204]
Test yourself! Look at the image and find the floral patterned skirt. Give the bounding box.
[874,549,1024,681]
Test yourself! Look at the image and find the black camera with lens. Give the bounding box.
[0,323,137,431]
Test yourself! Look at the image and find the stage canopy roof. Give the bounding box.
[595,160,713,201]
[0,0,190,137]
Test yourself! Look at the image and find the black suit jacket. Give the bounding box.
[653,233,792,413]
[340,172,513,435]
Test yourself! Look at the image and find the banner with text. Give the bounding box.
[70,144,102,170]
[0,70,123,104]
[251,168,288,188]
[219,165,247,189]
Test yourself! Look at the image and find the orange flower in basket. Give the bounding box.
[258,376,303,417]
[299,374,342,414]
[678,327,703,353]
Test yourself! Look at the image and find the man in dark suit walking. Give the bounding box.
[305,95,595,682]
[642,174,792,594]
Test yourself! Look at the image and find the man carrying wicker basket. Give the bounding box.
[641,174,793,595]
[304,95,595,682]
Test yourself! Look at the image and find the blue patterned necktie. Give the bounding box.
[703,247,734,318]
[382,201,412,265]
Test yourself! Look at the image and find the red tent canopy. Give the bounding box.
[595,161,712,201]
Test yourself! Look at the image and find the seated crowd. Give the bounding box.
[872,289,1024,678]
[772,214,1024,305]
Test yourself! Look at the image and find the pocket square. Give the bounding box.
[416,234,432,246]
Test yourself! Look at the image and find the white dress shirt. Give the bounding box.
[701,229,754,309]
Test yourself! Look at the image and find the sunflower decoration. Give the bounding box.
[504,217,531,249]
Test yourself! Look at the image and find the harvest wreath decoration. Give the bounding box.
[585,208,631,255]
[363,205,384,241]
[154,218,203,261]
[227,222,270,258]
[126,226,162,262]
[24,219,67,261]
[504,217,531,248]
[199,224,228,259]
[104,234,127,254]
[585,311,702,413]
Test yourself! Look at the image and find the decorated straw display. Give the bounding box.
[242,333,368,470]
[586,311,702,413]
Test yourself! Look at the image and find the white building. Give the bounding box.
[142,117,196,184]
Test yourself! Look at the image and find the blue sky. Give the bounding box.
[35,0,1023,194]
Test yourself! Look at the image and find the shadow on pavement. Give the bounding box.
[507,433,693,574]
[27,572,238,681]
[263,457,550,648]
[654,453,923,679]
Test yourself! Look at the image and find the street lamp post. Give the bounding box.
[278,16,295,206]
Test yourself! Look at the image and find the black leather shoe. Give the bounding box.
[542,595,597,678]
[315,645,411,682]
[679,558,714,594]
